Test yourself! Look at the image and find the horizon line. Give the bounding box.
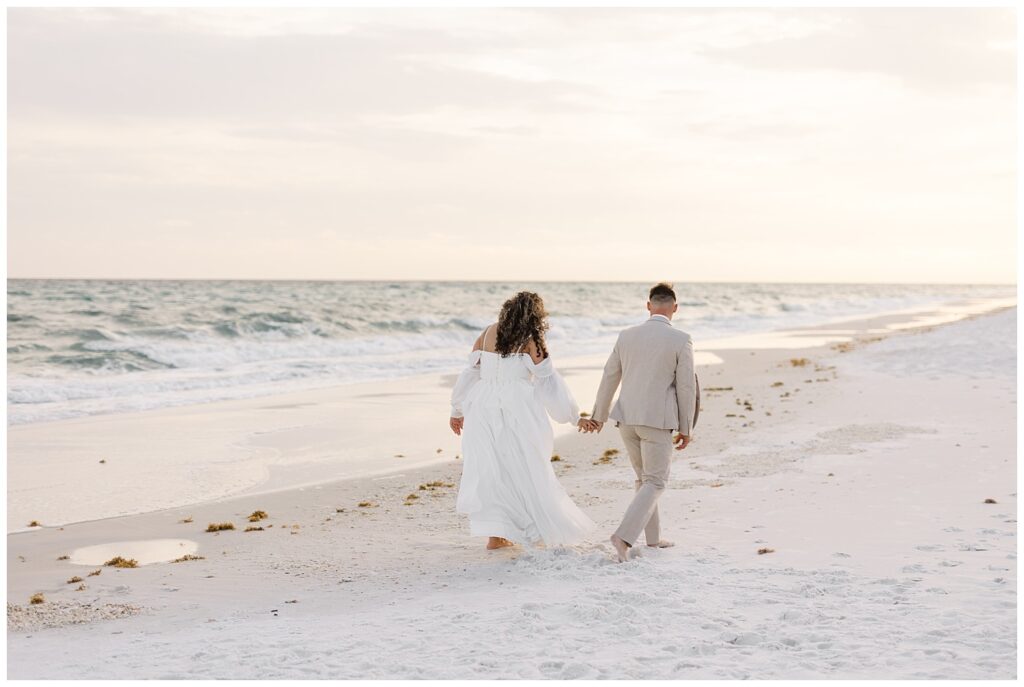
[4,276,1019,287]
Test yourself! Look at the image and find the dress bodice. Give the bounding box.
[479,350,531,383]
[450,348,580,425]
[450,347,594,546]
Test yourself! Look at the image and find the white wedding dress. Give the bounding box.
[450,349,595,546]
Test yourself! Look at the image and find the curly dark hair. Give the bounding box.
[496,291,549,358]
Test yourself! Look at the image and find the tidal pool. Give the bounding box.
[69,538,199,566]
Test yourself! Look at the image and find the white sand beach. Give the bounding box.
[7,5,1016,680]
[6,301,1016,679]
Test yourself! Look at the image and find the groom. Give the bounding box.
[579,282,697,563]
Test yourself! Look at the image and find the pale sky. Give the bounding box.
[7,7,1017,283]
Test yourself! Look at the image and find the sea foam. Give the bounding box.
[7,280,1014,424]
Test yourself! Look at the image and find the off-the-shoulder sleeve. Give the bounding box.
[526,357,581,424]
[450,350,482,418]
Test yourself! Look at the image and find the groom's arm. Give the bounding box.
[674,334,697,438]
[591,337,623,423]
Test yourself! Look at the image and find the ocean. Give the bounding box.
[6,280,1014,425]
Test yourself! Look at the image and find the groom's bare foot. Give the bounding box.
[647,540,675,548]
[610,534,630,562]
[486,537,515,550]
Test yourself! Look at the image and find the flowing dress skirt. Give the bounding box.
[452,351,595,546]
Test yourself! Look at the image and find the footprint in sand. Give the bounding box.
[538,661,563,677]
[539,661,595,679]
[721,631,764,646]
[680,644,718,657]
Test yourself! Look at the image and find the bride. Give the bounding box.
[449,291,595,550]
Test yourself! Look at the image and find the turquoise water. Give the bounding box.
[6,280,1013,424]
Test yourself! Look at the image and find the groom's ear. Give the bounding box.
[673,303,678,314]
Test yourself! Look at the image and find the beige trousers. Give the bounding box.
[614,423,673,546]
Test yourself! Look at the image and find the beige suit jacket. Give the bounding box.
[591,316,697,436]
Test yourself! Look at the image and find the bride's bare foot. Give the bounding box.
[610,534,630,562]
[647,540,675,548]
[486,537,515,550]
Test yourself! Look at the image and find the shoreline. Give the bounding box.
[6,296,1015,533]
[6,302,1016,678]
[15,283,1012,429]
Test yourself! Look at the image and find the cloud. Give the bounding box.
[8,8,593,123]
[686,120,819,141]
[700,8,1015,90]
[6,8,1017,283]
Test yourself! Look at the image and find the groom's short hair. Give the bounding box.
[649,282,676,306]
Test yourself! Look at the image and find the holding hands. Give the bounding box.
[457,415,606,436]
[575,417,691,450]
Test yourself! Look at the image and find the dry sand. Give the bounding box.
[6,302,1016,679]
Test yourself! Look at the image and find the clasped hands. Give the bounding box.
[577,417,691,450]
[459,415,690,450]
[576,418,604,433]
